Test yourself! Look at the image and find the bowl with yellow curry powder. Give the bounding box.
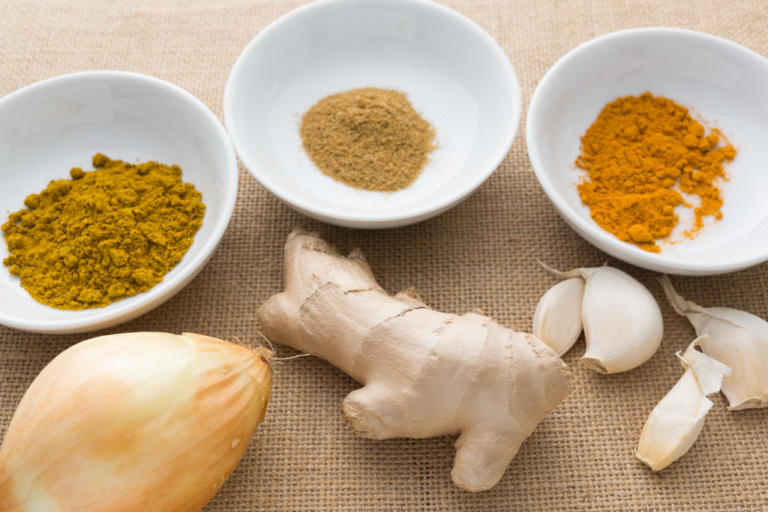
[0,71,238,333]
[527,28,768,275]
[225,0,521,228]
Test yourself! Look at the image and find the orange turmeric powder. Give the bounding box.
[576,92,737,252]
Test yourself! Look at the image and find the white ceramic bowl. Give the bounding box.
[527,28,768,276]
[0,71,238,333]
[225,0,520,228]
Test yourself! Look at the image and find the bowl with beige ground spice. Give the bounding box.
[225,0,521,228]
[0,71,238,333]
[527,28,768,275]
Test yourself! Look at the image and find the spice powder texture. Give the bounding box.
[2,154,205,309]
[300,87,436,191]
[576,92,737,252]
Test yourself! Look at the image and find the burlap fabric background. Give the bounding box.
[2,1,767,510]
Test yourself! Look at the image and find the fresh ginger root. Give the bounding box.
[258,229,572,491]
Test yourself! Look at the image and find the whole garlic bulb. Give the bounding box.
[0,332,272,512]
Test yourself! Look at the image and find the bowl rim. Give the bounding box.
[0,70,239,333]
[224,0,521,226]
[526,26,768,275]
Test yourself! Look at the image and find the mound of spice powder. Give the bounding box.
[300,87,436,191]
[2,153,205,309]
[576,92,737,252]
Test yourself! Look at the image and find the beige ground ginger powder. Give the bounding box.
[299,87,436,192]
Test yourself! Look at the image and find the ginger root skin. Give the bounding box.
[258,229,572,492]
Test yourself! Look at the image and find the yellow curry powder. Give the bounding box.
[576,92,737,252]
[300,87,436,191]
[2,154,205,309]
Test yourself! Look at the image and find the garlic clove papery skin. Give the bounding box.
[0,332,272,512]
[571,266,663,373]
[636,337,730,471]
[662,276,768,410]
[532,277,584,356]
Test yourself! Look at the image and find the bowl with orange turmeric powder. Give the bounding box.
[527,28,768,275]
[0,71,238,333]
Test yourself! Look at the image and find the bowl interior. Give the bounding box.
[528,29,768,274]
[0,72,236,332]
[225,0,519,227]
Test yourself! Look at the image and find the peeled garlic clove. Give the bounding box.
[532,277,584,356]
[636,336,730,471]
[661,276,768,409]
[543,264,663,373]
[0,332,272,511]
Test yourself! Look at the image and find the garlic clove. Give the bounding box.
[636,369,710,471]
[636,336,730,471]
[542,264,663,373]
[579,267,664,373]
[532,277,584,356]
[661,276,768,409]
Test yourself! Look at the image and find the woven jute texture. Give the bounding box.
[2,1,768,510]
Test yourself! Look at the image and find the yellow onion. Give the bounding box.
[0,332,271,511]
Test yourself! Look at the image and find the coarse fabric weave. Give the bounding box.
[1,1,767,510]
